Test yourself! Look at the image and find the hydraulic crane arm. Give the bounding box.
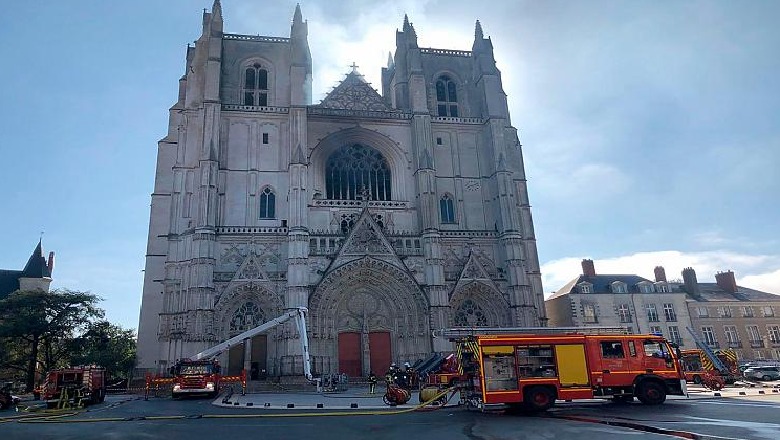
[190,307,313,381]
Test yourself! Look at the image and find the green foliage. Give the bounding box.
[68,321,137,380]
[0,288,103,391]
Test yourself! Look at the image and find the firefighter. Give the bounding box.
[404,362,418,389]
[385,364,397,385]
[368,372,378,394]
[393,365,408,389]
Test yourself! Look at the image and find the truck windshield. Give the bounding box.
[179,365,213,375]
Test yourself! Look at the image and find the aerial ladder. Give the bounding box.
[685,327,733,388]
[146,307,317,400]
[191,306,314,382]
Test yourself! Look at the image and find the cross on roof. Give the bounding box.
[350,62,359,73]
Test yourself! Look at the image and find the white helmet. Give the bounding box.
[404,362,411,368]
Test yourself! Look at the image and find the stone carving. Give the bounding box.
[311,257,429,336]
[339,210,394,255]
[229,301,266,335]
[221,244,245,264]
[464,179,481,191]
[449,281,510,327]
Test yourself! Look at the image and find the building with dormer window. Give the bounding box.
[545,259,694,347]
[136,2,544,377]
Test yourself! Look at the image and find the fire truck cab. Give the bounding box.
[459,332,686,411]
[171,359,221,399]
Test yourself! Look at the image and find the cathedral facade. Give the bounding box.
[137,1,545,378]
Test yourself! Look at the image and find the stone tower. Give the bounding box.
[137,1,544,378]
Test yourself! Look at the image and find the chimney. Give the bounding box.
[654,266,667,282]
[682,267,700,298]
[581,259,596,277]
[47,251,55,274]
[715,270,738,293]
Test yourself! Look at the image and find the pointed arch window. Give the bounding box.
[259,187,276,219]
[243,63,269,106]
[440,194,456,223]
[325,144,391,201]
[435,75,458,117]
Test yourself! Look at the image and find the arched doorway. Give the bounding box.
[310,257,430,376]
[215,283,282,378]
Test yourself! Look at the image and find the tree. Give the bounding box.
[68,321,136,381]
[0,289,103,391]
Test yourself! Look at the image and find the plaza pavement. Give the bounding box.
[211,381,780,411]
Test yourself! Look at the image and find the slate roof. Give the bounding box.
[670,282,780,302]
[548,274,659,300]
[22,240,50,278]
[548,273,780,303]
[0,270,22,298]
[0,240,51,299]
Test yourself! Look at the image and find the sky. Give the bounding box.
[1,0,778,332]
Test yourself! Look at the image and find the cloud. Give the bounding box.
[741,269,780,295]
[541,250,780,297]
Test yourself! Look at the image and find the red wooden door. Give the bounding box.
[338,332,362,377]
[369,332,391,376]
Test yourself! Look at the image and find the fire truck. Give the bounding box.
[40,366,106,409]
[432,327,687,412]
[147,307,314,400]
[170,359,223,399]
[680,348,737,385]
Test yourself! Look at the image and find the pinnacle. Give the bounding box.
[475,20,484,40]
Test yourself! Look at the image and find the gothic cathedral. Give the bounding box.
[137,1,545,378]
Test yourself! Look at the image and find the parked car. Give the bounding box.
[0,389,20,410]
[743,366,780,381]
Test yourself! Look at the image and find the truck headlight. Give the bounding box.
[205,382,215,390]
[173,385,181,391]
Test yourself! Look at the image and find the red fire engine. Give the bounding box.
[146,307,314,400]
[170,359,224,399]
[40,366,106,409]
[432,327,687,411]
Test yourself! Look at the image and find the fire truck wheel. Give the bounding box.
[523,386,555,412]
[692,375,702,384]
[636,381,666,405]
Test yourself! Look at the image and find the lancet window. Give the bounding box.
[243,63,269,106]
[435,75,458,117]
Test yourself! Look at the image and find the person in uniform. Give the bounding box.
[368,372,378,394]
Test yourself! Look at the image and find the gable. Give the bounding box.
[318,70,392,111]
[337,209,396,257]
[232,250,269,281]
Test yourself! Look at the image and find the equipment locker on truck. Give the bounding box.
[434,327,687,412]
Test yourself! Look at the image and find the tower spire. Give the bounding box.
[212,0,222,19]
[293,3,303,25]
[474,20,484,40]
[403,14,410,31]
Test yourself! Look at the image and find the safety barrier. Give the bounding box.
[144,370,247,401]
